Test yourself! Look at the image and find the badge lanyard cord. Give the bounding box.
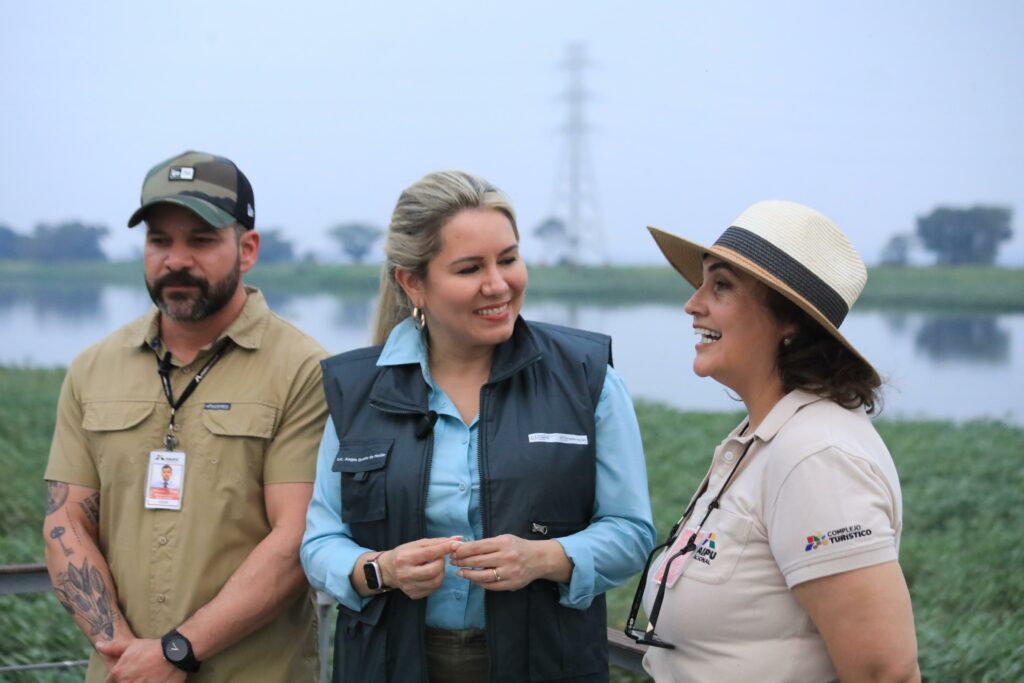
[156,338,232,450]
[631,425,756,636]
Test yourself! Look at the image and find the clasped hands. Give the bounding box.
[94,637,186,683]
[375,534,567,600]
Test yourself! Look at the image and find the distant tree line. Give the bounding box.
[882,205,1013,266]
[0,222,109,261]
[11,207,1012,267]
[0,220,391,264]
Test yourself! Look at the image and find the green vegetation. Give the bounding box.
[2,367,1023,680]
[0,367,84,682]
[2,261,1022,309]
[863,265,1024,311]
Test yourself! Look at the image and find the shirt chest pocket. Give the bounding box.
[680,507,753,585]
[82,401,160,483]
[198,402,278,478]
[333,439,392,523]
[200,402,277,439]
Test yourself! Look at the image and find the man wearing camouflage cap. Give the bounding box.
[42,151,328,681]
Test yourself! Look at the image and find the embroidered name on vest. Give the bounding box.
[338,452,387,464]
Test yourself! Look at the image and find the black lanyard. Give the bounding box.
[155,338,232,450]
[624,424,755,648]
[668,434,754,557]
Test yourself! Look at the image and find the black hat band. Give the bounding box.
[714,226,849,328]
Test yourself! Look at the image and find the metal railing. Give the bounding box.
[1,564,647,679]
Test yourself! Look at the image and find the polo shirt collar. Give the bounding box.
[752,389,825,442]
[123,286,269,353]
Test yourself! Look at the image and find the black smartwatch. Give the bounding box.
[161,628,201,673]
[363,552,391,591]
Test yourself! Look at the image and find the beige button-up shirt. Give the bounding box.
[46,288,328,682]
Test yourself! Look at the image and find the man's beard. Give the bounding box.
[146,260,240,323]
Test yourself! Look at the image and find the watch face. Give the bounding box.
[164,635,189,662]
[364,560,382,590]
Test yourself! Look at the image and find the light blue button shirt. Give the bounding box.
[301,319,655,629]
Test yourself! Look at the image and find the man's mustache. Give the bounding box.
[152,271,209,296]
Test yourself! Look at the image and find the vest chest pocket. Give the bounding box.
[333,439,392,523]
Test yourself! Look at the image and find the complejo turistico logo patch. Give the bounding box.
[804,524,872,552]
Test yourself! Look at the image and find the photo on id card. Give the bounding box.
[146,450,185,510]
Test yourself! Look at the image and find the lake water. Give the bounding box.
[2,285,1021,424]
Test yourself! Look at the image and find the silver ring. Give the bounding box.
[492,568,502,582]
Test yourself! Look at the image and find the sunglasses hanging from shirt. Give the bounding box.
[624,428,755,649]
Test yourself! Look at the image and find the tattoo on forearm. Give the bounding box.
[65,510,84,545]
[79,492,100,527]
[53,558,116,640]
[45,481,69,516]
[49,526,74,557]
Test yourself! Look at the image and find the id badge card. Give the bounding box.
[145,450,185,510]
[653,526,698,587]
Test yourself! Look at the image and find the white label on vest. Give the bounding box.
[528,433,589,445]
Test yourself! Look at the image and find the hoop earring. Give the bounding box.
[412,306,426,331]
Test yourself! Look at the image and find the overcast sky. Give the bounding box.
[2,1,1022,265]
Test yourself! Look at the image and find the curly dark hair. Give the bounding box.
[763,287,882,413]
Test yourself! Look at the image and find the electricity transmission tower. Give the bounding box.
[547,42,606,266]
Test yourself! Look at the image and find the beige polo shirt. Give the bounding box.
[45,288,328,683]
[642,390,902,683]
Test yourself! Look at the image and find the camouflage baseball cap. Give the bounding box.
[127,151,255,230]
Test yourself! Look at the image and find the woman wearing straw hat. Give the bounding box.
[626,201,920,682]
[301,170,655,682]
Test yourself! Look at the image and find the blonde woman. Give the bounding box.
[301,171,655,682]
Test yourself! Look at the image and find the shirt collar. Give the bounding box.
[377,318,433,387]
[378,317,428,366]
[124,286,269,353]
[752,389,825,442]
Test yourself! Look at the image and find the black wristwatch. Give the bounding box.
[363,551,391,591]
[161,628,201,673]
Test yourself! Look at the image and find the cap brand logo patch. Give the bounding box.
[247,203,255,217]
[168,166,195,181]
[805,523,873,552]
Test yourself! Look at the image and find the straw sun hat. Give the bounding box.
[648,200,879,381]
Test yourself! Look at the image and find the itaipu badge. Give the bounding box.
[145,450,185,510]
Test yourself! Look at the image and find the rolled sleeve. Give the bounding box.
[555,367,656,609]
[300,417,373,611]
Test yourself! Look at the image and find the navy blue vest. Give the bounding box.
[322,318,612,683]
